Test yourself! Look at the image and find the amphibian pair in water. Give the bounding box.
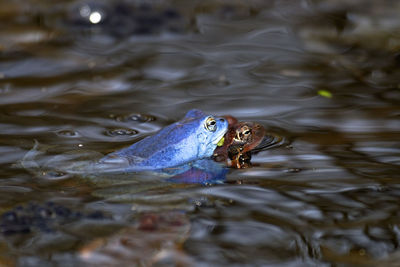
[101,109,265,172]
[21,109,267,184]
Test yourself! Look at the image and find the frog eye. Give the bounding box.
[205,117,217,132]
[234,126,252,141]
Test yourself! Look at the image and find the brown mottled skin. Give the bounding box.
[213,115,265,168]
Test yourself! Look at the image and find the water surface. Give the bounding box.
[0,0,400,266]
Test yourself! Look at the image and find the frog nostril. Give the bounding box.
[219,118,225,122]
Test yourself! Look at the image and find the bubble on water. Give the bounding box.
[128,114,156,123]
[56,129,79,137]
[79,5,91,17]
[89,11,102,24]
[105,128,138,137]
[41,170,70,180]
[110,113,156,123]
[78,4,103,24]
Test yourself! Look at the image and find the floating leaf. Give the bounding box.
[318,90,332,98]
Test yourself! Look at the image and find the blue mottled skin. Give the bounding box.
[101,109,228,171]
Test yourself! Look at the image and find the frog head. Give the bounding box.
[181,109,228,159]
[213,116,265,168]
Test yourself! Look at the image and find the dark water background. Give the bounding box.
[1,0,400,266]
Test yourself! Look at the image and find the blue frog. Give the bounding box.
[100,109,228,172]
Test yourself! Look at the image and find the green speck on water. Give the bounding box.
[318,90,332,98]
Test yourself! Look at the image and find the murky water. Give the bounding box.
[1,0,400,266]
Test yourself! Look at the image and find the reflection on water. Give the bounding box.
[1,0,400,266]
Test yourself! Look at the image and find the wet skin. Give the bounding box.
[100,109,228,171]
[213,115,265,168]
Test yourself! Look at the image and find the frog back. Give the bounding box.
[107,118,200,170]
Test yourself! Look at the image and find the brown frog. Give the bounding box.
[213,115,265,168]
